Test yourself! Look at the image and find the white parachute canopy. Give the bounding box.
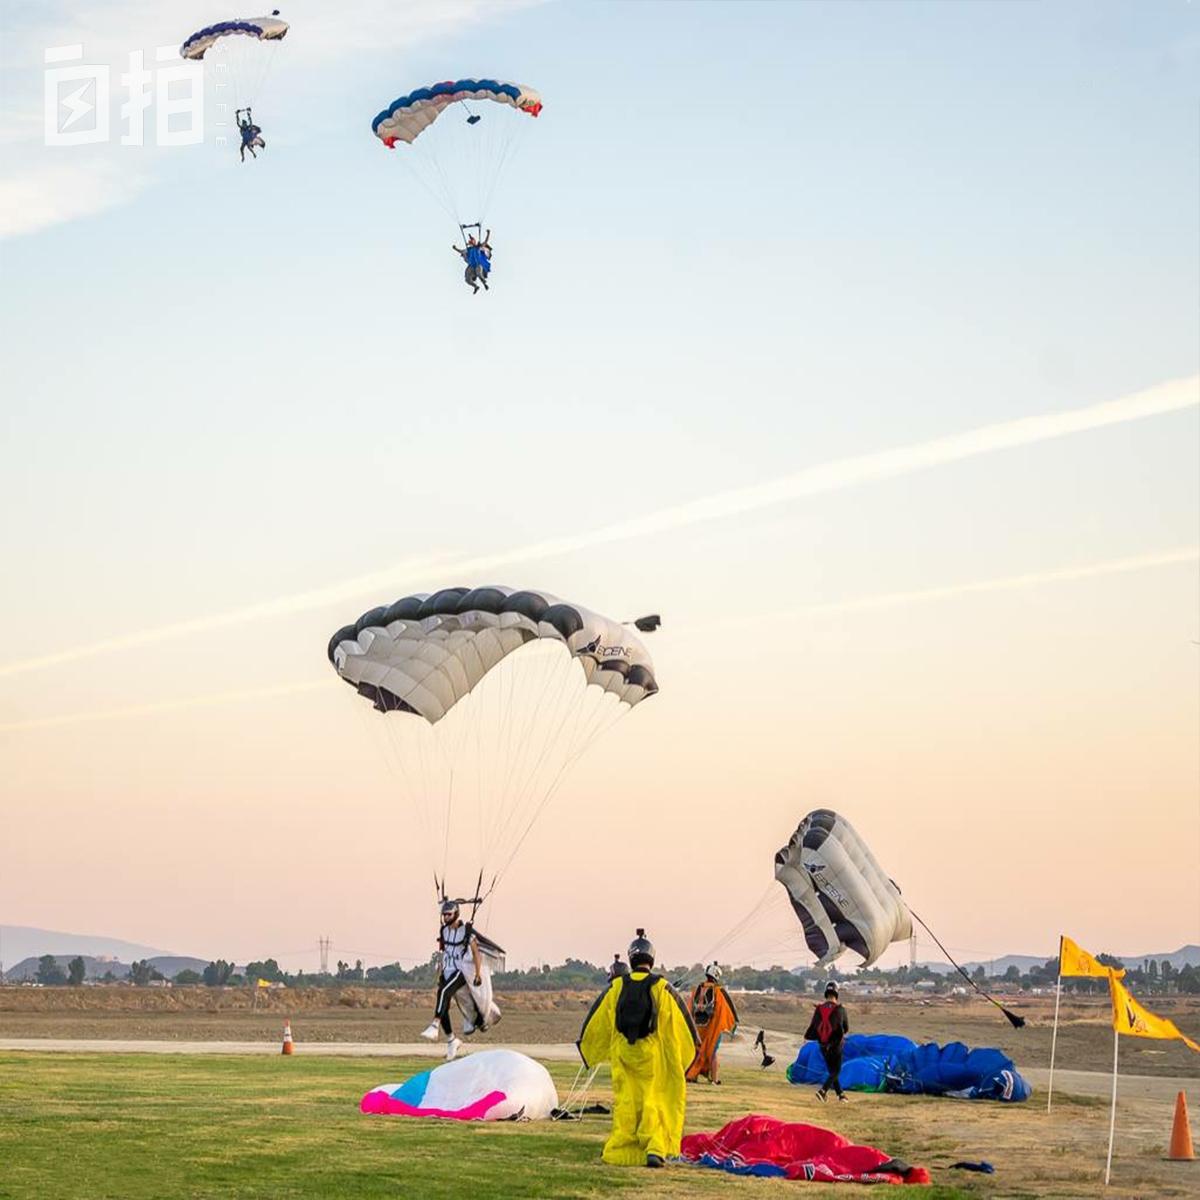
[328,586,658,898]
[774,810,912,968]
[178,12,288,112]
[361,1049,558,1120]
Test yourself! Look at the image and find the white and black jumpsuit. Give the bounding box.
[434,921,474,1035]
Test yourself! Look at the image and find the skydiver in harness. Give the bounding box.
[451,227,492,294]
[420,899,483,1060]
[235,108,265,161]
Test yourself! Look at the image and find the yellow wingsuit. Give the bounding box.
[686,980,739,1082]
[577,971,700,1165]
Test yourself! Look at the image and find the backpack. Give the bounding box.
[693,982,716,1027]
[615,972,660,1044]
[815,1002,838,1044]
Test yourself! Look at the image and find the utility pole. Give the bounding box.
[909,932,917,970]
[318,936,331,976]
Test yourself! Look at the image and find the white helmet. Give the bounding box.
[705,962,722,982]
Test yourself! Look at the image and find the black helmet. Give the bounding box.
[824,980,839,998]
[628,928,655,969]
[440,899,459,923]
[608,954,629,980]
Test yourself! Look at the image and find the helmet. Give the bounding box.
[824,980,839,998]
[608,955,629,980]
[440,899,459,923]
[628,928,655,969]
[705,962,722,982]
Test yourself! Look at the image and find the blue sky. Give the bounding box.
[1,2,1197,967]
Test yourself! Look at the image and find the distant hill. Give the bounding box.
[920,945,1200,976]
[0,925,172,972]
[3,954,212,983]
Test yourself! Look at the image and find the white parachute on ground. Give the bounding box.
[328,586,659,899]
[774,809,912,968]
[361,1049,558,1121]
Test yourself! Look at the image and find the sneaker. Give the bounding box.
[445,1036,462,1061]
[646,1155,665,1169]
[815,1089,827,1103]
[461,1020,476,1037]
[837,1093,848,1103]
[419,1022,440,1042]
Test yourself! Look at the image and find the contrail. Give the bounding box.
[672,547,1200,634]
[0,374,1194,680]
[0,680,327,733]
[2,547,1193,734]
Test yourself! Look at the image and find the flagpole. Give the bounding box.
[1104,1023,1119,1186]
[1047,936,1063,1113]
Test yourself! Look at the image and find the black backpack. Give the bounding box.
[615,972,660,1044]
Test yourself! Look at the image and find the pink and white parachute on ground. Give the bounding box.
[361,1050,558,1121]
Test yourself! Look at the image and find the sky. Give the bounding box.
[1,1,1197,975]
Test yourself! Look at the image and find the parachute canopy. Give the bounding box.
[328,586,658,897]
[361,1050,558,1121]
[329,586,657,723]
[372,79,542,148]
[774,810,911,968]
[787,1035,1031,1102]
[179,12,289,60]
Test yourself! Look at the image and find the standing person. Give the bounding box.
[420,899,482,1060]
[804,980,849,1102]
[578,929,699,1168]
[686,963,738,1084]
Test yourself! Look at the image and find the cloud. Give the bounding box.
[0,374,1194,680]
[0,158,150,238]
[0,0,543,240]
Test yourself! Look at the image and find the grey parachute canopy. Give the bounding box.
[328,586,657,721]
[327,586,658,896]
[774,810,912,968]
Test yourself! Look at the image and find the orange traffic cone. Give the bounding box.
[1168,1091,1194,1161]
[281,1019,295,1056]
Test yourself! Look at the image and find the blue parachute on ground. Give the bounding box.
[788,1034,1031,1102]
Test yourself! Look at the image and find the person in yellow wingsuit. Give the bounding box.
[686,962,739,1084]
[578,929,699,1169]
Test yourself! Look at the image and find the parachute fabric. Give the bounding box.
[774,809,912,968]
[371,79,542,231]
[329,586,657,897]
[179,11,288,113]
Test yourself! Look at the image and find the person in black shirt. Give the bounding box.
[804,980,849,1102]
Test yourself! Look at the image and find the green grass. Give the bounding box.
[0,1053,984,1199]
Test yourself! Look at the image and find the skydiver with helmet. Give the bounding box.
[235,108,265,161]
[420,898,483,1060]
[452,227,492,293]
[578,929,699,1168]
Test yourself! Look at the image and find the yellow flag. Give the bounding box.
[256,978,271,989]
[1059,935,1123,979]
[1109,972,1200,1053]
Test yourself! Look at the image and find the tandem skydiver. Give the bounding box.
[235,108,265,161]
[452,228,492,293]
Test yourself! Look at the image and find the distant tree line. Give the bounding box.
[23,950,1200,994]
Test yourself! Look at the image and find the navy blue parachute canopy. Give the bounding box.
[328,586,657,724]
[180,11,288,60]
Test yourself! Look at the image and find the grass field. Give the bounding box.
[1,1050,1195,1199]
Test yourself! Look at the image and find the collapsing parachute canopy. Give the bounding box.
[362,1050,558,1121]
[774,810,912,969]
[372,79,542,148]
[179,10,288,60]
[328,586,657,723]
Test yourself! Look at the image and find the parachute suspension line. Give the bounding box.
[909,909,1026,1029]
[492,698,629,886]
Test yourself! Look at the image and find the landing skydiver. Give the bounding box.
[420,898,483,1060]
